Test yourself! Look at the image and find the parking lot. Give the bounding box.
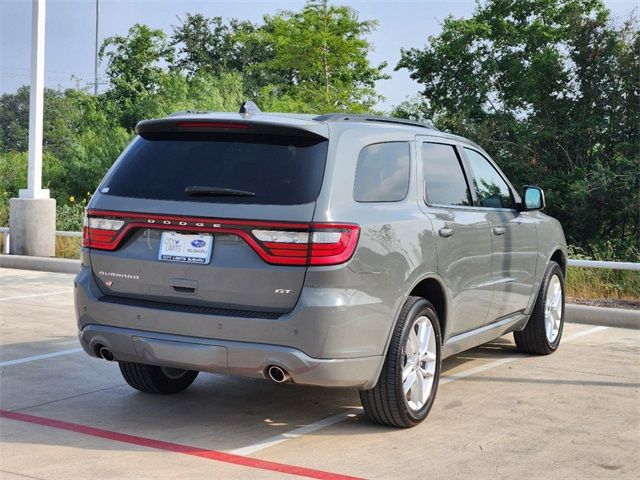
[1,267,638,479]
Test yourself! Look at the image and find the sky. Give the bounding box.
[0,0,637,112]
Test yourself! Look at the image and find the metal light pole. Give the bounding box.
[94,0,99,95]
[9,0,56,256]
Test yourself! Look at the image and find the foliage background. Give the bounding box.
[0,0,638,262]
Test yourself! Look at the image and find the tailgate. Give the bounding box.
[86,120,329,313]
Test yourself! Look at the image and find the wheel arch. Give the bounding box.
[408,277,447,340]
[383,273,449,357]
[523,245,567,318]
[550,248,567,277]
[365,272,449,391]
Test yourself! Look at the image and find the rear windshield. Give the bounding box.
[102,133,328,205]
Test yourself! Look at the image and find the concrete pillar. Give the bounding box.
[9,199,56,256]
[9,0,56,257]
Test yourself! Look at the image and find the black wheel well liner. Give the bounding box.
[409,278,446,337]
[550,249,567,276]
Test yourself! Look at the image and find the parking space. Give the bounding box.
[1,267,639,479]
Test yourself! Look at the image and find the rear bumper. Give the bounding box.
[79,324,382,389]
[74,264,392,389]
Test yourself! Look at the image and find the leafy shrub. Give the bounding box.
[56,196,88,231]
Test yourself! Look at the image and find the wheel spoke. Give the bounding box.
[404,370,416,395]
[551,285,562,308]
[422,351,437,362]
[411,373,424,406]
[424,361,436,377]
[402,358,415,381]
[417,320,432,355]
[408,329,419,355]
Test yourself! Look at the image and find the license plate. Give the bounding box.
[158,232,213,264]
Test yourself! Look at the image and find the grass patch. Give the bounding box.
[566,266,640,301]
[56,236,81,259]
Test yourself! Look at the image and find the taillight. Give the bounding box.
[83,210,359,266]
[83,215,125,250]
[250,224,359,266]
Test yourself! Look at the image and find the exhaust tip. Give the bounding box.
[95,344,115,362]
[266,365,291,383]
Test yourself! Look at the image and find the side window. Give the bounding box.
[354,142,410,202]
[422,143,472,206]
[464,148,515,209]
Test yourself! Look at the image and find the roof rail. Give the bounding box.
[313,113,438,131]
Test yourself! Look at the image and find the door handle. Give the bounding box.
[492,227,505,236]
[438,228,454,238]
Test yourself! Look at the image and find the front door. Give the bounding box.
[462,147,538,321]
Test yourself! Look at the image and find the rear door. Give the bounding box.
[462,147,538,321]
[418,138,494,337]
[86,121,329,314]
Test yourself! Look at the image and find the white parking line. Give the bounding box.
[0,290,72,301]
[230,411,360,456]
[441,326,608,385]
[0,348,83,367]
[230,325,608,456]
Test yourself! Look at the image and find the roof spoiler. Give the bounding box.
[135,117,328,141]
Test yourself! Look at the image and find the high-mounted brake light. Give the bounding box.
[83,210,360,266]
[177,121,249,129]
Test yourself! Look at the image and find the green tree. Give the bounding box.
[256,0,388,113]
[170,14,235,77]
[396,0,639,259]
[0,87,30,153]
[170,14,273,97]
[99,24,174,129]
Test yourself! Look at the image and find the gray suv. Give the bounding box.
[75,103,567,427]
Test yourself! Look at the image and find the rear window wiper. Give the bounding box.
[184,186,255,197]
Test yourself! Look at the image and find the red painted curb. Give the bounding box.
[0,409,364,480]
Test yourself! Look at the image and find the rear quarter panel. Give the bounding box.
[307,125,439,356]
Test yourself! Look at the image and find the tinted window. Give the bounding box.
[103,133,328,205]
[464,148,515,209]
[422,143,471,206]
[354,142,410,202]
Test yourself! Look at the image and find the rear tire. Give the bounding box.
[119,362,199,394]
[514,261,565,355]
[360,296,442,428]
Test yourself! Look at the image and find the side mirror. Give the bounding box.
[522,185,545,211]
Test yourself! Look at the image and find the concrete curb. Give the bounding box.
[0,254,80,275]
[566,304,639,330]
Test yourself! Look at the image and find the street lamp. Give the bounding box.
[9,0,56,256]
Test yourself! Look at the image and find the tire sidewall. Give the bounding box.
[396,300,442,423]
